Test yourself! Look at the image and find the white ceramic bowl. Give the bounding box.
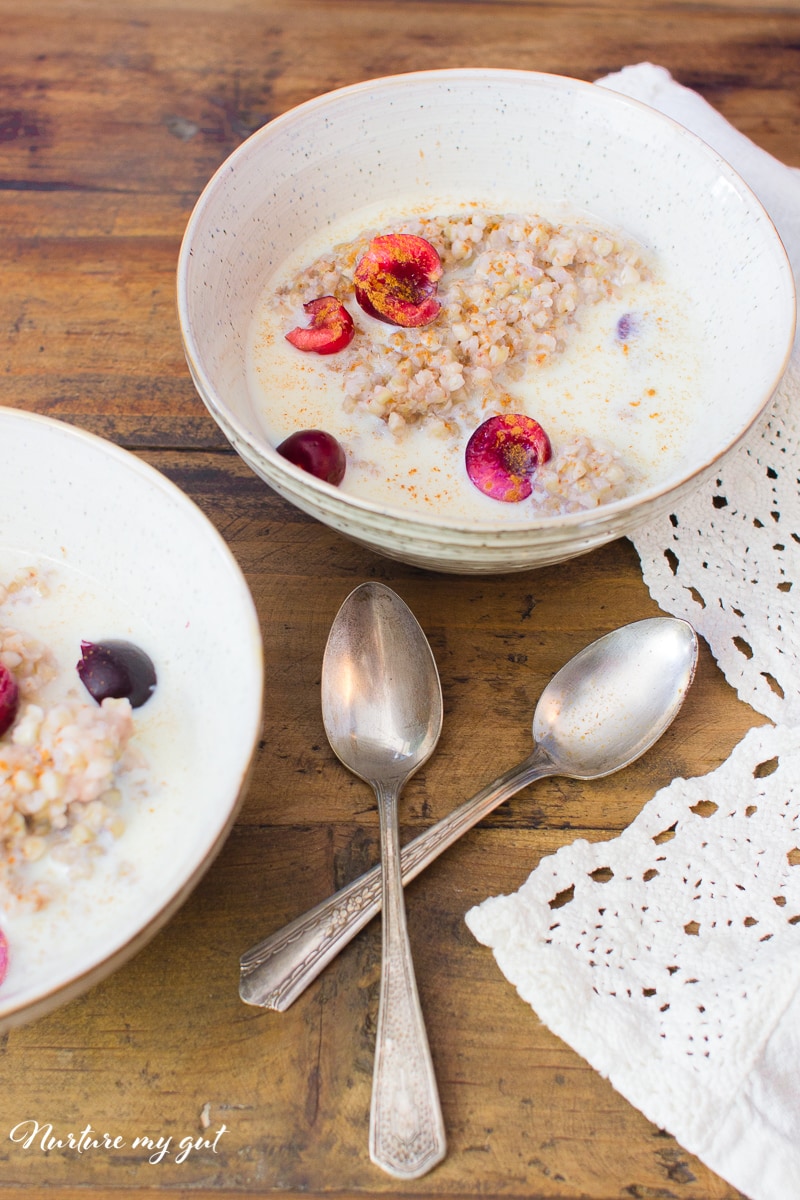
[177,68,796,574]
[0,408,263,1029]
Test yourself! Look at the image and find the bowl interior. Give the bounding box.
[178,69,795,552]
[0,409,263,1026]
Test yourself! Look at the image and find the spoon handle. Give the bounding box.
[239,747,555,1011]
[370,778,446,1178]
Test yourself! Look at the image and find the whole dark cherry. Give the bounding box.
[277,429,346,486]
[77,640,157,709]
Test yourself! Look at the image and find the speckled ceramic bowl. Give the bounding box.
[0,408,263,1030]
[177,68,795,574]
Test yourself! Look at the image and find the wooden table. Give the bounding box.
[0,2,796,1197]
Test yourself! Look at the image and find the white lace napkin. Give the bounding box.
[466,65,800,1200]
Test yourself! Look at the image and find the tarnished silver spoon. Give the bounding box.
[241,616,698,1017]
[320,582,446,1179]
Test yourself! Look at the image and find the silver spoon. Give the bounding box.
[321,582,446,1179]
[241,617,698,1017]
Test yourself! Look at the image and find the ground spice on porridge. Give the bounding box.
[274,209,650,513]
[277,210,649,430]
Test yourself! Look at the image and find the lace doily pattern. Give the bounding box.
[633,360,800,725]
[466,722,800,1168]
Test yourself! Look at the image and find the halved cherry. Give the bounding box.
[277,429,346,485]
[0,663,19,737]
[354,233,442,327]
[465,414,552,502]
[286,296,355,355]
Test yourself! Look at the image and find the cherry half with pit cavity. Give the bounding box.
[354,233,442,327]
[465,414,552,502]
[285,296,355,355]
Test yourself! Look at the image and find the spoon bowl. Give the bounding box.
[535,617,698,778]
[322,582,442,785]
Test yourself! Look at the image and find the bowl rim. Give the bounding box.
[0,406,265,1027]
[177,66,797,536]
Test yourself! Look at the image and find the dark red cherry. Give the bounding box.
[77,640,157,709]
[277,429,346,486]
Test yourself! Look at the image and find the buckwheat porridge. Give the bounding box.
[249,201,703,517]
[0,555,186,998]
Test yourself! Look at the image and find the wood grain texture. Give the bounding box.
[0,1,796,1196]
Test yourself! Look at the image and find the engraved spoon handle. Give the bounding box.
[239,747,556,1011]
[369,777,445,1178]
